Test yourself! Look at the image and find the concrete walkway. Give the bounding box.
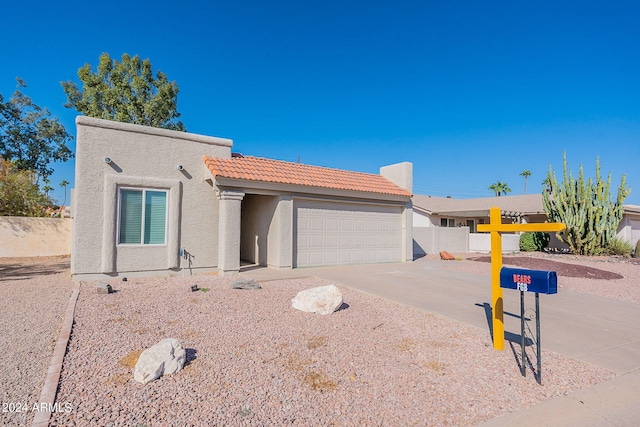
[240,258,640,426]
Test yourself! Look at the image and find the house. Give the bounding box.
[412,193,640,255]
[71,117,413,279]
[413,194,547,232]
[617,205,640,248]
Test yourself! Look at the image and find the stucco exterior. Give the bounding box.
[413,226,469,256]
[469,233,520,253]
[240,194,292,268]
[380,162,413,262]
[380,161,413,194]
[72,117,232,279]
[72,117,413,279]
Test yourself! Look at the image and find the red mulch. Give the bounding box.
[469,256,623,280]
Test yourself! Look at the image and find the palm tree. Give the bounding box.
[489,182,500,196]
[60,180,70,206]
[489,181,512,196]
[519,170,532,194]
[500,182,512,196]
[42,178,53,198]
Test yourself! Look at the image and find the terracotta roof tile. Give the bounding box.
[204,156,411,197]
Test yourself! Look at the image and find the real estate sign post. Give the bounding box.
[477,207,565,350]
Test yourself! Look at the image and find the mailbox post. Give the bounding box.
[500,267,557,384]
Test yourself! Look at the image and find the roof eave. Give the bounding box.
[213,176,411,202]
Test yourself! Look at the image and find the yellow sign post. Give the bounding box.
[476,207,565,350]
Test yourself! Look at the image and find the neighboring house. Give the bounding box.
[413,194,547,232]
[412,193,640,255]
[71,117,413,279]
[617,205,640,248]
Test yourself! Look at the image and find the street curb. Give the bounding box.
[32,285,80,427]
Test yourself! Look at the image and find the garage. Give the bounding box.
[294,200,403,267]
[206,155,413,274]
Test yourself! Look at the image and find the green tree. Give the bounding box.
[62,53,186,131]
[542,153,630,255]
[0,157,52,216]
[519,170,532,194]
[60,179,70,206]
[489,181,511,196]
[0,78,74,181]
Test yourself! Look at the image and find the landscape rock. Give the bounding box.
[231,279,261,290]
[190,284,199,292]
[292,285,343,315]
[439,251,455,261]
[96,283,112,294]
[133,338,186,385]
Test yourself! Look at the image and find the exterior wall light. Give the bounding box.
[104,157,112,164]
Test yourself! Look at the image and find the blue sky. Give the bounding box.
[2,0,639,205]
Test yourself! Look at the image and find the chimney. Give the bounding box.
[379,162,413,193]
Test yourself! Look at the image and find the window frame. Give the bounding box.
[116,187,169,246]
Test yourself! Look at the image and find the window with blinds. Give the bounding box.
[118,188,167,245]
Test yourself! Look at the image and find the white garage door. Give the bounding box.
[294,200,402,268]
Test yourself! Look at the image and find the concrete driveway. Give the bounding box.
[240,257,640,426]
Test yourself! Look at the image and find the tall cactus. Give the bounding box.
[542,153,630,255]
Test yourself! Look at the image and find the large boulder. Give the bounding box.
[292,285,343,315]
[134,338,186,385]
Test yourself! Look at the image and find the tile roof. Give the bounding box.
[203,156,411,197]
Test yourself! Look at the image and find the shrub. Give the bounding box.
[606,237,633,257]
[635,240,640,258]
[519,232,550,252]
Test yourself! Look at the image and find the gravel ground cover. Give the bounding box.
[0,256,75,427]
[49,273,615,426]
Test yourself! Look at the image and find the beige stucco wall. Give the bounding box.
[239,194,294,269]
[469,233,520,253]
[380,162,413,193]
[240,194,278,265]
[72,117,232,278]
[413,210,435,227]
[268,196,293,268]
[413,226,470,255]
[0,217,72,257]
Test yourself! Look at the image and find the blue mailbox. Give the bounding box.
[500,267,557,295]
